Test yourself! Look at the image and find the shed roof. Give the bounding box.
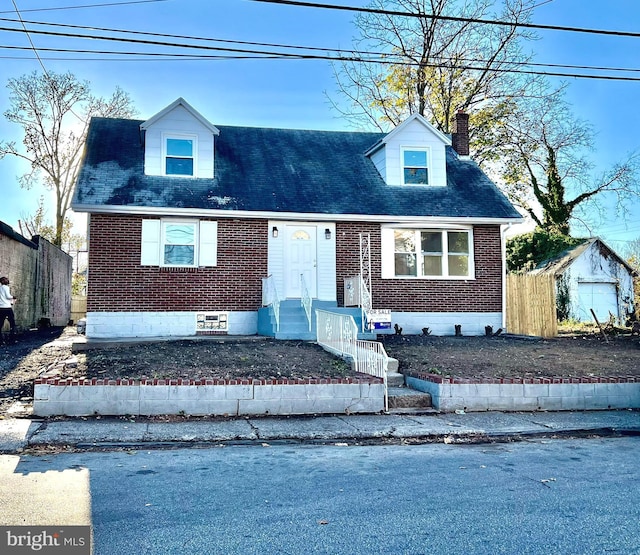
[532,237,637,277]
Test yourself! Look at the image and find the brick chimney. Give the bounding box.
[451,111,470,157]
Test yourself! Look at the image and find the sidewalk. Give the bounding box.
[1,410,639,453]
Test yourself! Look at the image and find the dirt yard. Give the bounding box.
[380,333,640,380]
[1,326,639,414]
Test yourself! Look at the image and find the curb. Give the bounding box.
[2,410,640,454]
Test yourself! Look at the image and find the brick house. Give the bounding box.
[72,98,522,339]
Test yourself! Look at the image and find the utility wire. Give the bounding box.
[3,17,640,75]
[0,16,354,54]
[9,0,50,78]
[0,0,168,15]
[2,41,640,77]
[249,0,640,39]
[3,24,640,81]
[8,1,85,122]
[0,44,287,60]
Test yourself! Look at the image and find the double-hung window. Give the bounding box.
[141,219,217,267]
[402,148,429,186]
[162,221,196,266]
[165,136,195,176]
[389,228,472,278]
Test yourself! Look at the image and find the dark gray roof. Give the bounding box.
[73,117,521,220]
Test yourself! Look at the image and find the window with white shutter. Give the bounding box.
[141,219,217,267]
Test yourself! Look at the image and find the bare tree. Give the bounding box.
[498,88,639,235]
[329,0,540,165]
[0,71,136,246]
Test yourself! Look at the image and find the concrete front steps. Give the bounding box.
[258,299,377,340]
[387,367,434,412]
[388,386,434,413]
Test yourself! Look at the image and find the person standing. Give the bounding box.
[0,276,17,343]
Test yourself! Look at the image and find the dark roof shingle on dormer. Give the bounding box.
[72,117,521,220]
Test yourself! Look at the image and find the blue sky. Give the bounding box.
[0,0,639,252]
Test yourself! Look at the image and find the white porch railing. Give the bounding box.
[300,274,312,331]
[316,309,388,411]
[261,275,281,332]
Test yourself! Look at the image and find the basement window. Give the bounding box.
[196,312,228,334]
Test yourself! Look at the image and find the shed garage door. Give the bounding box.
[577,282,618,322]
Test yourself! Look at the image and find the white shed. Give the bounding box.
[531,238,636,324]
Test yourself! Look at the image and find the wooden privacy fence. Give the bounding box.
[506,274,557,338]
[70,295,87,324]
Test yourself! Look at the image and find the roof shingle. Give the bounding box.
[73,117,521,220]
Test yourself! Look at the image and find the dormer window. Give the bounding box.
[402,148,429,186]
[164,135,196,176]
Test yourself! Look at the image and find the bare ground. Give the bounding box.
[1,326,639,414]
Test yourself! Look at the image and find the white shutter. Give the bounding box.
[380,227,395,279]
[141,220,161,265]
[199,220,218,266]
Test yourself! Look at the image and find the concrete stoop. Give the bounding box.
[387,386,433,412]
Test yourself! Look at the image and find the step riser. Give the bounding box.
[389,395,433,410]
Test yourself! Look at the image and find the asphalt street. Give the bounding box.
[3,436,640,554]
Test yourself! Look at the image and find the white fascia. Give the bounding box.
[71,204,524,226]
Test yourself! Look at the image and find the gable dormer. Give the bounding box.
[365,113,451,187]
[140,98,219,178]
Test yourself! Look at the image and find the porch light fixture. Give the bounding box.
[325,228,332,240]
[272,226,278,238]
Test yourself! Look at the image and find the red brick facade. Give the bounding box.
[87,214,268,312]
[88,214,503,314]
[335,222,503,313]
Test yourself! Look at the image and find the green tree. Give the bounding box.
[0,70,136,246]
[330,0,540,165]
[498,89,639,235]
[506,229,582,273]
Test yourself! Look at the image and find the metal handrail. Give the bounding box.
[261,275,281,332]
[315,309,388,411]
[300,274,312,331]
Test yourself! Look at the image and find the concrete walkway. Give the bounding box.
[1,410,639,453]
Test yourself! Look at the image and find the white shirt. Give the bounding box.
[0,284,14,309]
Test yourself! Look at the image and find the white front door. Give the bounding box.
[285,225,317,298]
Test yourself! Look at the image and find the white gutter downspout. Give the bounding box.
[501,223,513,331]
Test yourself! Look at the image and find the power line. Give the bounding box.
[4,17,640,76]
[9,0,50,77]
[0,16,353,55]
[0,54,274,61]
[4,24,640,81]
[0,44,287,60]
[249,0,640,39]
[0,0,168,15]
